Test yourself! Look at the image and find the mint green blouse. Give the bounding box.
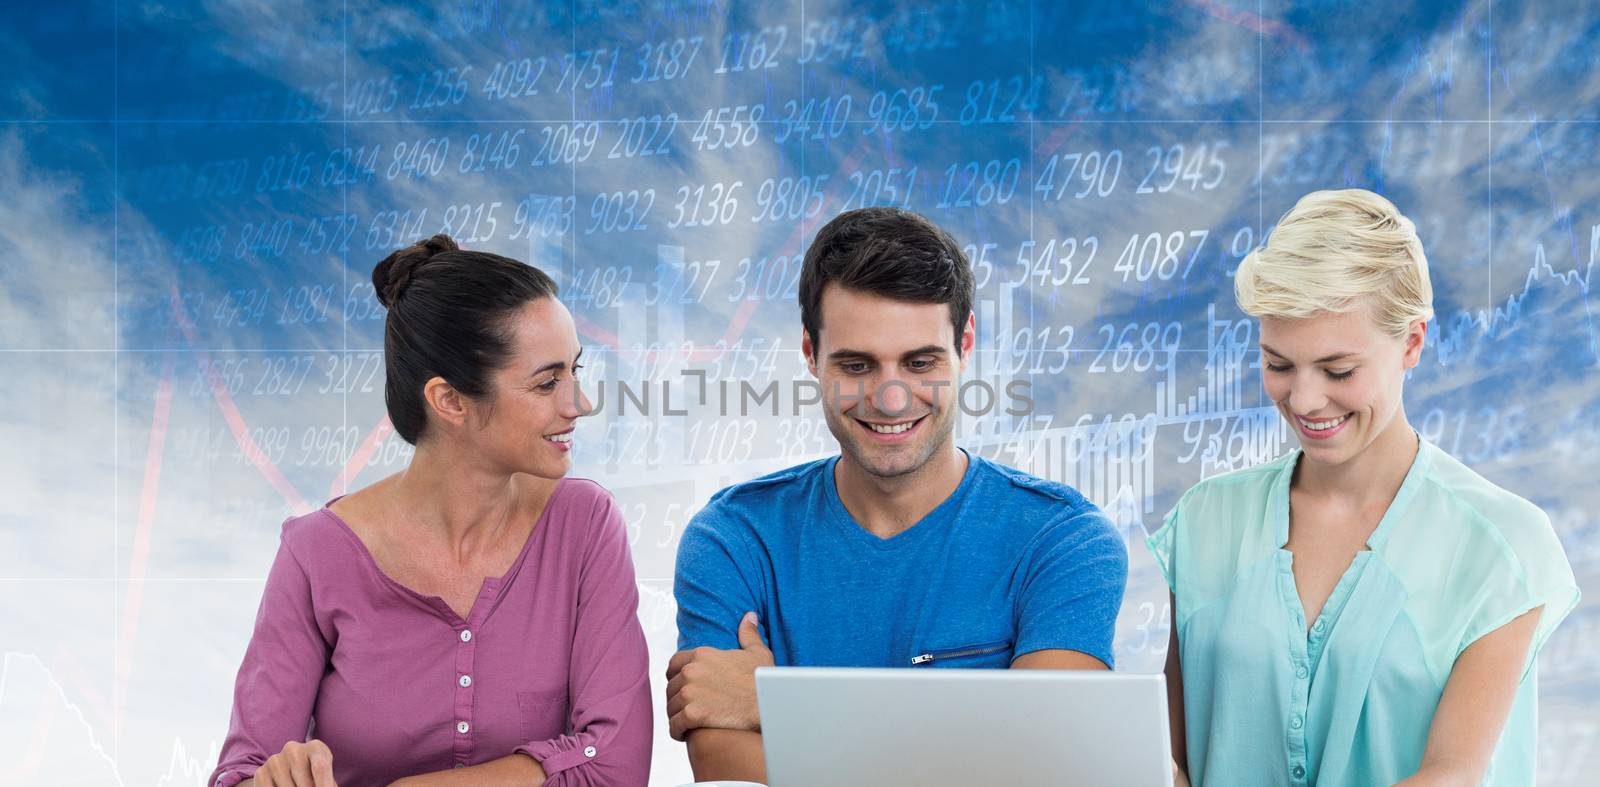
[1147,439,1579,786]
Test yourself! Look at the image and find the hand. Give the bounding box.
[1172,760,1191,787]
[665,611,774,741]
[251,739,337,787]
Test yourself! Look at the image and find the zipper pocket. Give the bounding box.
[910,639,1013,666]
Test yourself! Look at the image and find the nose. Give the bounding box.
[1286,373,1327,416]
[565,380,594,418]
[869,373,914,418]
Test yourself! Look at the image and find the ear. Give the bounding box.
[422,376,470,431]
[802,329,819,378]
[957,311,976,374]
[1401,319,1427,369]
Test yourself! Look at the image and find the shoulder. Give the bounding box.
[677,459,829,573]
[1412,443,1562,568]
[972,457,1120,547]
[1169,451,1292,523]
[543,475,630,549]
[979,457,1093,510]
[1419,445,1549,533]
[549,475,618,514]
[279,506,362,574]
[707,457,829,507]
[691,457,831,530]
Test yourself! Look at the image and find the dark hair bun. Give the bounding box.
[372,234,460,307]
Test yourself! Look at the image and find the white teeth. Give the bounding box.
[867,421,915,434]
[545,432,572,443]
[1299,414,1350,431]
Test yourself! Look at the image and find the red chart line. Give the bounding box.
[114,352,174,744]
[170,287,313,514]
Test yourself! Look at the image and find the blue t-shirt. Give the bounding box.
[674,451,1128,669]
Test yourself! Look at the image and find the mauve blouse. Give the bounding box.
[209,477,653,787]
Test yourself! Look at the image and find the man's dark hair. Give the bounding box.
[799,207,975,355]
[371,234,559,444]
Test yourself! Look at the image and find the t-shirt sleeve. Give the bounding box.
[673,503,762,651]
[1013,505,1129,668]
[1456,506,1581,677]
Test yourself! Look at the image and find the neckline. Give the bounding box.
[320,477,566,625]
[821,448,980,550]
[1269,434,1433,552]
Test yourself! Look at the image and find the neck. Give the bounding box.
[1294,411,1419,508]
[834,441,969,539]
[391,439,527,561]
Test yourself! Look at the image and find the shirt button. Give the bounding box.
[1312,620,1326,634]
[1292,765,1305,779]
[456,720,470,734]
[1290,715,1304,729]
[459,674,472,688]
[459,629,472,643]
[1295,665,1309,679]
[583,746,597,758]
[453,763,465,769]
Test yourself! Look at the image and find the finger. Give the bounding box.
[309,745,337,787]
[289,752,316,787]
[736,612,764,651]
[666,648,696,678]
[668,710,688,742]
[666,686,690,717]
[260,759,287,787]
[665,669,689,700]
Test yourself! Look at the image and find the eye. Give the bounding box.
[1265,362,1291,373]
[841,361,870,374]
[1326,368,1355,381]
[536,376,561,392]
[571,363,584,377]
[907,358,935,371]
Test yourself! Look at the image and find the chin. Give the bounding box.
[522,455,572,480]
[858,454,921,478]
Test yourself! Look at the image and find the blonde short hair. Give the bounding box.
[1235,189,1434,338]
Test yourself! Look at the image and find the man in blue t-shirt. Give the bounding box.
[666,207,1128,782]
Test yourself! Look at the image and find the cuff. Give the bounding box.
[515,736,600,778]
[212,767,256,787]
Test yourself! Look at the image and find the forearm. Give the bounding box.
[1392,761,1476,787]
[687,728,767,783]
[389,753,546,787]
[1163,603,1188,775]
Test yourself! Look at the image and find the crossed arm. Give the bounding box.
[666,612,1110,783]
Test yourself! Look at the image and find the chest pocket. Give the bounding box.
[518,687,570,741]
[910,638,1014,668]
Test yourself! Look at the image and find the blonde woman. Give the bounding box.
[1150,190,1579,786]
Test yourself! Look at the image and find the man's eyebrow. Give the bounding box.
[826,349,874,362]
[826,345,949,362]
[1260,343,1358,364]
[900,345,947,359]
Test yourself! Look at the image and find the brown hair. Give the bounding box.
[372,235,559,444]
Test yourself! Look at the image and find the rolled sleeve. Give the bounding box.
[515,492,652,785]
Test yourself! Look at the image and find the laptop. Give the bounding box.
[756,667,1174,787]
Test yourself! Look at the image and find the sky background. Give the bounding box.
[1,0,1597,784]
